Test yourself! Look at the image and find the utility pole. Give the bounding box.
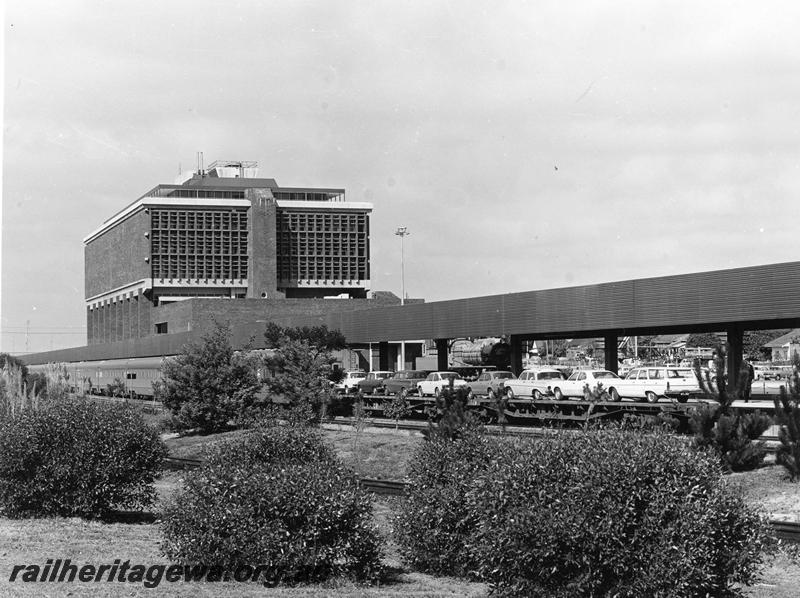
[395,226,409,305]
[395,226,410,370]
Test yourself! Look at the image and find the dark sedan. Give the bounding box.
[356,371,395,394]
[380,370,431,397]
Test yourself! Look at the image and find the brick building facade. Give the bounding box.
[84,160,376,345]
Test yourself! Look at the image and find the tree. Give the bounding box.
[264,324,346,352]
[690,345,771,471]
[259,323,344,424]
[686,333,721,349]
[158,321,259,433]
[773,353,800,481]
[743,329,790,361]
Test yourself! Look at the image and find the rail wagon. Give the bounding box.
[29,357,166,398]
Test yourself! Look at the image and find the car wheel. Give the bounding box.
[646,391,659,404]
[488,388,496,401]
[533,389,542,400]
[609,387,620,402]
[506,387,515,399]
[466,388,474,400]
[554,387,564,401]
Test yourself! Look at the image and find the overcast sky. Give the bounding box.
[3,1,800,354]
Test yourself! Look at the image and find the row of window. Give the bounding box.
[278,212,367,233]
[150,209,248,231]
[150,255,249,280]
[277,256,369,282]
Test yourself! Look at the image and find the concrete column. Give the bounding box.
[115,299,123,342]
[435,338,449,371]
[246,188,284,299]
[132,293,139,338]
[604,333,619,374]
[378,341,390,371]
[510,335,523,375]
[726,324,744,385]
[103,300,110,344]
[140,291,152,337]
[122,297,130,340]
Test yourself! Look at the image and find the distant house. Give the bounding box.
[764,329,800,362]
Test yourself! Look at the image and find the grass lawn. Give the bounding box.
[3,422,800,596]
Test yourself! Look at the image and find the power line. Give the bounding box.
[0,331,86,336]
[1,327,86,331]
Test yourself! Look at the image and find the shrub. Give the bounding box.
[690,345,771,471]
[394,425,499,577]
[106,377,127,398]
[158,321,260,433]
[0,363,40,417]
[774,359,800,481]
[424,385,484,441]
[0,400,167,518]
[383,392,411,428]
[161,424,383,585]
[258,324,344,424]
[467,428,767,597]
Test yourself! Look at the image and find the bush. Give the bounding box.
[158,321,260,433]
[0,400,167,518]
[394,425,499,577]
[161,424,383,585]
[258,324,344,425]
[774,360,800,481]
[466,429,767,597]
[690,345,771,471]
[690,407,772,472]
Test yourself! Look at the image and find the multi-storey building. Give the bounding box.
[84,160,374,344]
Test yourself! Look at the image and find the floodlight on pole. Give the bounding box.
[395,226,409,305]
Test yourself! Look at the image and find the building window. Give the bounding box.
[155,322,168,334]
[149,208,249,281]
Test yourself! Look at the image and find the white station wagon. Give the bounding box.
[615,367,700,403]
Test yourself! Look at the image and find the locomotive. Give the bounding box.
[449,337,511,369]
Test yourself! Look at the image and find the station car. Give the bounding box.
[416,371,468,397]
[334,370,366,394]
[464,370,516,399]
[380,370,431,397]
[503,368,566,400]
[550,369,623,400]
[615,367,700,403]
[356,370,394,394]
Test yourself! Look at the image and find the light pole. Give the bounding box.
[395,226,410,370]
[395,226,409,305]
